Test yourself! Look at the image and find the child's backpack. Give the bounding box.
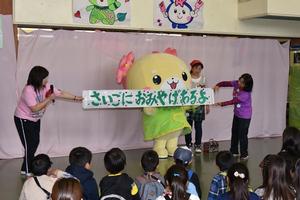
[100,194,126,200]
[187,169,193,180]
[135,173,165,200]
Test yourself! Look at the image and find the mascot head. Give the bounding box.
[116,48,191,90]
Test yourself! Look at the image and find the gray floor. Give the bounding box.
[0,137,281,200]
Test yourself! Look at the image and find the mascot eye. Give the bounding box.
[174,9,177,14]
[182,10,186,14]
[182,72,188,81]
[153,75,162,85]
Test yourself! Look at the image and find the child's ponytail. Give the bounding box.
[227,163,250,200]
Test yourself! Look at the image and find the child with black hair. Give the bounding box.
[280,126,300,156]
[217,162,259,200]
[19,154,70,200]
[208,151,234,200]
[157,164,200,200]
[214,73,253,160]
[293,159,300,200]
[65,147,99,200]
[255,155,295,200]
[278,127,300,186]
[135,150,164,200]
[173,147,201,198]
[100,148,140,200]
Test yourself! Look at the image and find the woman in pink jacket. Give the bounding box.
[14,66,83,176]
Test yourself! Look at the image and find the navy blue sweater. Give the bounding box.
[66,165,99,200]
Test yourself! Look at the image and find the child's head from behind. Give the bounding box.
[32,154,53,176]
[238,73,253,92]
[165,164,189,200]
[216,151,234,172]
[51,178,82,200]
[267,155,288,185]
[227,162,250,200]
[174,147,192,167]
[141,150,159,173]
[104,148,126,174]
[281,126,300,155]
[259,154,274,187]
[69,147,92,169]
[263,155,295,200]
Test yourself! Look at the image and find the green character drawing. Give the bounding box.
[86,0,127,25]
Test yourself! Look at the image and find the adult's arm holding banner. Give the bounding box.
[82,88,214,109]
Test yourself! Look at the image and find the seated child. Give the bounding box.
[208,151,234,200]
[19,154,70,200]
[51,177,82,200]
[217,163,259,200]
[100,148,140,200]
[135,150,165,200]
[156,164,200,200]
[65,147,99,200]
[254,155,295,199]
[174,147,201,198]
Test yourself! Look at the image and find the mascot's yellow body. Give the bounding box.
[117,49,192,158]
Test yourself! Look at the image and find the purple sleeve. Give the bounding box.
[231,80,238,88]
[216,81,235,87]
[217,80,241,106]
[221,98,240,106]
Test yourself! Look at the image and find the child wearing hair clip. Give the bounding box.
[217,163,259,200]
[157,164,200,200]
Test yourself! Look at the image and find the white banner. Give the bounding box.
[83,88,214,109]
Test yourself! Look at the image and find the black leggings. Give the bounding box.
[230,115,251,157]
[14,116,40,173]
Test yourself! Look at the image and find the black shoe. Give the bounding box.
[186,143,193,150]
[194,145,202,153]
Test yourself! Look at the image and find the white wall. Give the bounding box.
[238,0,300,19]
[14,0,300,38]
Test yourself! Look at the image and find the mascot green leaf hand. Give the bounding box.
[116,48,192,158]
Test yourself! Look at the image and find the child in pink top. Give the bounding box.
[14,66,83,176]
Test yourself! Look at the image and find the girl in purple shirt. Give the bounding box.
[14,66,83,176]
[213,73,253,160]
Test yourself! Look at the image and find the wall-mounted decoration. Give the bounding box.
[154,0,204,30]
[73,0,130,26]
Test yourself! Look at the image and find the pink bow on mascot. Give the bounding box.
[116,48,192,158]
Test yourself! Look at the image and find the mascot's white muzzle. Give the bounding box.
[161,77,187,90]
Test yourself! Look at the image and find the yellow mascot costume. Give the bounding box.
[116,48,192,158]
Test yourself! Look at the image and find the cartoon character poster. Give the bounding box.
[154,0,204,30]
[73,0,130,26]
